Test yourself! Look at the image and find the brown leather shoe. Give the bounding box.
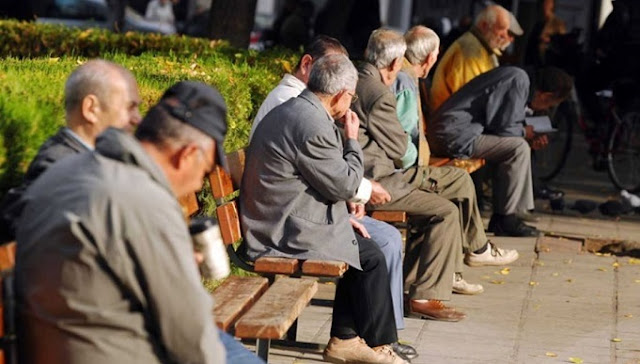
[409,299,466,322]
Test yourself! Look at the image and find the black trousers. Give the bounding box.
[330,235,397,347]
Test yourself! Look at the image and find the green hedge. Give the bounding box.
[0,23,299,195]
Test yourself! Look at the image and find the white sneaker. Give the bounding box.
[452,273,484,295]
[464,241,519,267]
[373,344,410,364]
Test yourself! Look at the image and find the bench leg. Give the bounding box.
[256,338,270,361]
[285,318,298,341]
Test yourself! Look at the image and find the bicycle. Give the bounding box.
[534,83,640,192]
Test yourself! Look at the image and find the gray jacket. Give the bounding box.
[240,89,363,270]
[15,128,224,364]
[352,62,418,201]
[428,66,530,158]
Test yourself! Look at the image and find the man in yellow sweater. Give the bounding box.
[429,4,522,113]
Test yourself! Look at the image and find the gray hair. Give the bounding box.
[364,28,407,69]
[474,4,506,27]
[307,54,358,95]
[404,26,440,65]
[64,59,133,114]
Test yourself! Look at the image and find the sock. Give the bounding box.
[473,242,489,254]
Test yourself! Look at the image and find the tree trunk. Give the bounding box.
[208,0,258,49]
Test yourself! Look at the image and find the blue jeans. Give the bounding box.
[218,329,265,364]
[357,215,405,330]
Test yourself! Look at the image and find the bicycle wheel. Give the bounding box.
[535,99,574,181]
[608,111,640,192]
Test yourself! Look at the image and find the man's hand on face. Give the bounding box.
[342,109,360,140]
[369,180,391,205]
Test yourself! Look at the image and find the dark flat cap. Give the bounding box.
[161,81,228,169]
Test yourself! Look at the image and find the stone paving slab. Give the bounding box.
[259,213,640,363]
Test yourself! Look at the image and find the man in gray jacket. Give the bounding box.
[15,81,262,364]
[241,54,406,364]
[428,66,572,236]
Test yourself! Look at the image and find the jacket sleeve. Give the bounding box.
[296,127,364,202]
[366,92,409,166]
[121,194,225,364]
[485,73,529,137]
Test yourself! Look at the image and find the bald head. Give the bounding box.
[474,5,512,50]
[64,60,141,137]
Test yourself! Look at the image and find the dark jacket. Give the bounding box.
[428,66,530,158]
[0,127,89,243]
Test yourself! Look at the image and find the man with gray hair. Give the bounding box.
[0,59,141,243]
[241,54,406,364]
[393,26,518,295]
[430,4,522,112]
[353,28,478,323]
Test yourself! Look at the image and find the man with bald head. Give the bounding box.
[430,4,521,112]
[0,59,141,242]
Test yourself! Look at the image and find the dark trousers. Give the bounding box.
[330,235,397,347]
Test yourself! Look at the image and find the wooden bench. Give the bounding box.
[0,242,17,364]
[212,148,349,279]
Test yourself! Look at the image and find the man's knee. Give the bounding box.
[513,138,532,158]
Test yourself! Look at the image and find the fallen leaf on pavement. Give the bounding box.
[629,258,640,265]
[624,314,633,318]
[545,352,557,357]
[529,281,539,286]
[598,268,608,271]
[490,280,505,285]
[612,338,622,342]
[552,272,559,277]
[500,268,511,275]
[564,259,573,264]
[569,357,584,363]
[612,262,620,268]
[566,279,574,283]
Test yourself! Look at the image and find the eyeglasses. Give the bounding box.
[347,91,359,104]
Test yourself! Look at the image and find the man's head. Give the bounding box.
[135,81,227,197]
[364,28,407,86]
[530,66,574,111]
[404,25,440,79]
[64,60,141,141]
[307,53,358,119]
[474,5,513,51]
[294,35,348,84]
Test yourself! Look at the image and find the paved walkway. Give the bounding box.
[260,126,640,363]
[261,213,640,364]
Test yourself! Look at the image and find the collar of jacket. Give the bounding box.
[401,57,419,85]
[470,26,502,57]
[95,128,174,195]
[298,88,335,123]
[360,62,382,82]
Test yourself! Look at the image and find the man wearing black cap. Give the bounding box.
[14,81,263,364]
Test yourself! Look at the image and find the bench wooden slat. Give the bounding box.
[370,211,407,223]
[301,260,348,277]
[254,257,300,275]
[235,278,318,339]
[226,149,246,190]
[216,202,242,246]
[0,243,16,272]
[209,165,235,200]
[429,156,450,167]
[445,158,486,174]
[212,276,269,331]
[177,193,199,218]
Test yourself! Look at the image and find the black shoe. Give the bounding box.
[488,214,540,237]
[534,186,565,200]
[391,341,418,361]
